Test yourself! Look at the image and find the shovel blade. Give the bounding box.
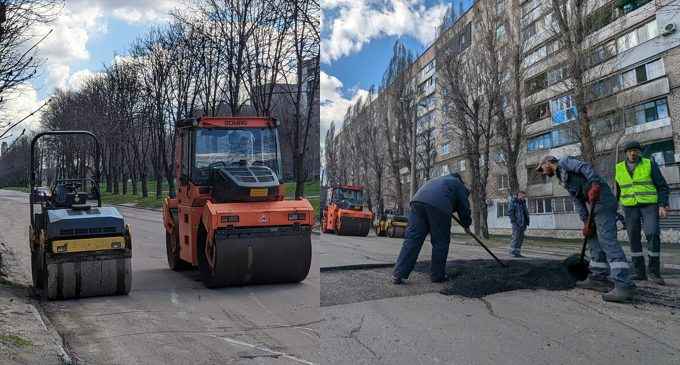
[564,254,590,281]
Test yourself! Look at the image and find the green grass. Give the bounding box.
[1,180,321,216]
[1,186,29,193]
[283,180,321,219]
[0,334,32,348]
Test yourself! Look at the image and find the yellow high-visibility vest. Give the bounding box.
[615,158,658,206]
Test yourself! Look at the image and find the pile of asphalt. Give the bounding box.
[321,258,576,306]
[321,258,680,308]
[439,259,576,298]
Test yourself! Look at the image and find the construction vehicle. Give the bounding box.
[375,209,408,238]
[29,131,132,300]
[321,185,372,236]
[162,117,312,288]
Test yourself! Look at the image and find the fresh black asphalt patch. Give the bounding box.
[321,258,680,308]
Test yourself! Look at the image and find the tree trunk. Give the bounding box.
[141,173,148,198]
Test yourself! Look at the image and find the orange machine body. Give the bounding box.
[162,116,313,267]
[322,185,373,236]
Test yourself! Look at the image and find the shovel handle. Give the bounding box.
[452,215,507,268]
[579,204,594,262]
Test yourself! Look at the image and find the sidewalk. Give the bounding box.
[0,241,71,365]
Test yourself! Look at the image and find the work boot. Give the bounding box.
[575,277,613,293]
[631,256,647,281]
[510,252,524,258]
[648,254,664,285]
[602,286,635,303]
[431,274,449,283]
[392,275,404,285]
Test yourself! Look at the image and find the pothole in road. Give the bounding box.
[321,259,680,308]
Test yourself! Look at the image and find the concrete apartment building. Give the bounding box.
[393,0,680,240]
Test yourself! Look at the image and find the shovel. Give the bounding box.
[564,204,594,281]
[452,215,506,268]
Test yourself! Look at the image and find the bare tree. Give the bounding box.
[0,0,60,128]
[437,0,505,238]
[381,40,415,212]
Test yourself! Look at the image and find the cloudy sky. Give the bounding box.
[320,0,473,145]
[0,0,183,134]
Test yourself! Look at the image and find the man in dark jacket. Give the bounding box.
[537,155,635,303]
[392,173,473,284]
[615,140,670,285]
[508,191,530,258]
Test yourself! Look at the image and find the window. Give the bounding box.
[646,59,665,79]
[644,140,676,166]
[525,45,547,66]
[527,102,550,122]
[590,40,617,67]
[529,197,553,214]
[527,166,548,185]
[618,0,652,14]
[497,175,509,190]
[496,0,505,16]
[522,0,542,18]
[551,126,578,146]
[442,164,450,175]
[625,98,669,126]
[590,74,621,100]
[526,72,547,95]
[497,201,509,218]
[620,58,665,90]
[550,94,577,124]
[440,143,450,156]
[586,3,623,35]
[423,60,435,73]
[458,159,466,171]
[552,196,576,214]
[617,20,658,53]
[590,112,624,136]
[496,24,507,42]
[459,23,472,51]
[527,132,552,151]
[547,66,566,85]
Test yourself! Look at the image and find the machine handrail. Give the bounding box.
[29,131,102,220]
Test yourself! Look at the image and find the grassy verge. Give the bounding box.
[2,181,322,216]
[1,186,29,193]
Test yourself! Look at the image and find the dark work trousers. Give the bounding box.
[623,204,661,277]
[393,202,452,280]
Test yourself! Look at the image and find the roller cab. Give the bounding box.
[163,117,312,287]
[29,131,132,300]
[321,185,373,236]
[375,209,408,238]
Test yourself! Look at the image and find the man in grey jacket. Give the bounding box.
[508,191,530,258]
[537,155,635,303]
[392,173,473,284]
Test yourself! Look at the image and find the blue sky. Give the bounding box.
[0,0,182,133]
[320,0,474,142]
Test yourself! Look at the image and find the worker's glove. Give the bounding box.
[587,183,601,204]
[582,220,594,238]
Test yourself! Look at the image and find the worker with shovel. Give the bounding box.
[392,173,472,284]
[615,140,669,285]
[537,155,635,303]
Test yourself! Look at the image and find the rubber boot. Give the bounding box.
[602,286,635,303]
[575,277,613,293]
[648,255,665,285]
[630,256,647,281]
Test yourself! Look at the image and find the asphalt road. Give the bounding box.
[0,189,319,365]
[319,231,680,365]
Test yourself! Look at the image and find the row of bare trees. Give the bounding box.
[1,0,320,198]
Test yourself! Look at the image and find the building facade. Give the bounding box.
[398,0,680,240]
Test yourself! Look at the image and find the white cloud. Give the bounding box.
[0,84,45,134]
[69,0,184,24]
[67,69,104,90]
[320,71,368,143]
[322,0,450,63]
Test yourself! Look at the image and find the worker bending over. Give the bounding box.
[392,173,472,284]
[537,155,635,303]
